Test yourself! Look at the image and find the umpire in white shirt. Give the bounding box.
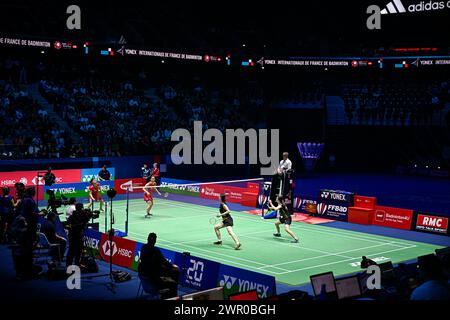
[278,152,292,174]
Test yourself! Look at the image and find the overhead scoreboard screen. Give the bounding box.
[1,34,450,70]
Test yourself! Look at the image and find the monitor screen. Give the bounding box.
[310,272,336,296]
[229,290,259,301]
[335,276,362,300]
[182,287,224,300]
[435,247,450,259]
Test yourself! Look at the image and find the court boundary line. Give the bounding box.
[136,198,419,247]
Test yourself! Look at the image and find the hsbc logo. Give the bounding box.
[102,240,133,258]
[102,240,117,257]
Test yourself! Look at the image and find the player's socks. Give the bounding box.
[213,241,222,245]
[273,233,281,237]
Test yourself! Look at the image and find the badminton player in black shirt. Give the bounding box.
[269,196,299,243]
[213,194,241,250]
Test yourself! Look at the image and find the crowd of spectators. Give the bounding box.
[38,71,263,156]
[341,80,449,126]
[0,80,72,159]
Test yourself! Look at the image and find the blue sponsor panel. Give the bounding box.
[159,178,201,196]
[316,202,350,221]
[293,195,317,214]
[81,168,116,182]
[82,228,102,257]
[316,189,354,221]
[180,255,221,291]
[44,181,115,199]
[217,264,276,299]
[318,189,354,206]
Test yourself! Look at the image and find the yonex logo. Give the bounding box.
[219,275,238,289]
[219,275,270,298]
[380,0,407,14]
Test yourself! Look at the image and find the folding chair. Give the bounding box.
[136,275,169,300]
[35,232,61,264]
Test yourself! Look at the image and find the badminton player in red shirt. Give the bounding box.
[87,178,104,211]
[143,176,161,218]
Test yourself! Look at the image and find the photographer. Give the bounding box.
[43,167,56,186]
[65,203,91,267]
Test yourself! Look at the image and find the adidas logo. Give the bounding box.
[380,0,406,14]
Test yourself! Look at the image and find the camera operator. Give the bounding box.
[43,167,56,186]
[65,203,91,267]
[66,197,77,218]
[13,182,26,216]
[13,187,45,278]
[40,212,67,262]
[0,187,16,243]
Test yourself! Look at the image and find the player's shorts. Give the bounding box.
[222,216,234,227]
[279,215,292,225]
[92,193,102,201]
[144,193,153,202]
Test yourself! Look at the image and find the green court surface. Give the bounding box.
[95,197,443,286]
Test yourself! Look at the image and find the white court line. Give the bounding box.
[256,242,408,270]
[276,245,417,274]
[149,199,415,247]
[127,230,290,272]
[110,199,421,274]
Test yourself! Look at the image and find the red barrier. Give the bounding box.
[200,183,259,206]
[353,195,377,210]
[372,206,413,230]
[99,233,136,269]
[115,178,145,194]
[348,207,373,225]
[413,212,449,235]
[0,169,81,201]
[0,169,81,187]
